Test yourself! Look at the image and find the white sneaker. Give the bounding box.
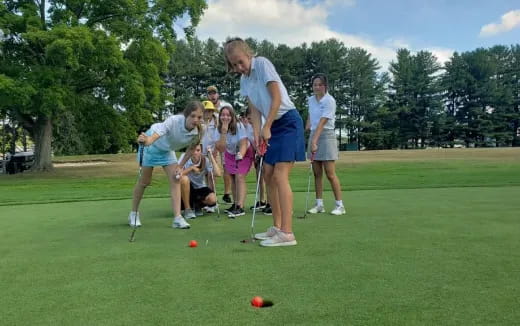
[307,205,325,214]
[203,205,216,213]
[172,216,191,229]
[254,226,279,240]
[128,212,141,227]
[184,209,196,219]
[260,231,297,247]
[331,206,346,215]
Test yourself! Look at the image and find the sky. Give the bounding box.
[188,0,520,70]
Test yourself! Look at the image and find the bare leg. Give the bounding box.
[203,192,217,206]
[180,175,191,210]
[263,163,281,229]
[132,167,153,211]
[224,169,232,196]
[272,162,295,233]
[312,161,324,200]
[163,164,182,217]
[323,161,342,201]
[237,173,247,207]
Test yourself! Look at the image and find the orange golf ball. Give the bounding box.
[251,296,263,307]
[189,240,198,248]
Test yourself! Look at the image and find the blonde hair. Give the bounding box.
[223,37,254,73]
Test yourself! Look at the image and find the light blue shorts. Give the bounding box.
[136,130,178,167]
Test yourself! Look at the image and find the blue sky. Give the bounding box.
[193,0,520,69]
[325,0,519,51]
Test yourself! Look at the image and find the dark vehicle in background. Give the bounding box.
[1,152,34,174]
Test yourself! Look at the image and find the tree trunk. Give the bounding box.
[32,116,53,171]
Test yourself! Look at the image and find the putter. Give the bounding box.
[242,141,267,243]
[297,152,315,219]
[129,144,144,242]
[208,152,221,220]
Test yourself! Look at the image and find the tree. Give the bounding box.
[0,0,206,170]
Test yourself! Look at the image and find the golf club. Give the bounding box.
[129,144,144,242]
[208,151,221,220]
[297,152,315,219]
[242,141,267,243]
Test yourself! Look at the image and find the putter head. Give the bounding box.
[240,238,256,243]
[297,214,307,219]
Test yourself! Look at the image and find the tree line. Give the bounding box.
[1,1,519,171]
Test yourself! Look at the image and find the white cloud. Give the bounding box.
[426,47,454,66]
[479,10,520,37]
[195,0,451,70]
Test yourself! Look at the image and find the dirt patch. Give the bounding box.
[54,161,110,167]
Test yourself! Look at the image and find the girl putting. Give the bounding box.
[129,101,204,229]
[224,38,305,247]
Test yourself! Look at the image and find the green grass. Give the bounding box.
[1,148,520,325]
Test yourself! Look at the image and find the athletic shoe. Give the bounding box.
[184,208,196,220]
[172,216,191,229]
[254,226,279,240]
[203,205,216,213]
[260,231,297,247]
[250,201,267,211]
[224,203,236,214]
[222,194,232,203]
[228,207,245,218]
[263,204,272,215]
[128,211,142,227]
[307,205,325,214]
[331,206,346,215]
[195,208,204,216]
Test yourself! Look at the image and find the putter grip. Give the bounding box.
[139,145,144,167]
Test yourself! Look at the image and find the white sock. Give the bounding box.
[335,200,343,207]
[316,199,324,207]
[174,215,183,220]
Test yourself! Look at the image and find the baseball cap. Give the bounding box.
[202,100,216,110]
[207,85,218,93]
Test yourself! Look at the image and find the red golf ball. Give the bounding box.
[189,240,198,248]
[251,296,263,307]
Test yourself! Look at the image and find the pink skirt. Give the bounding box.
[224,146,254,175]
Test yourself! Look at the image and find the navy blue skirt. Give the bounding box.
[264,109,306,165]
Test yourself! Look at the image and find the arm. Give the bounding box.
[138,132,160,146]
[261,81,282,142]
[305,116,311,131]
[311,118,329,153]
[248,98,262,148]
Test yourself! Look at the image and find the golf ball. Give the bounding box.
[251,296,263,307]
[189,240,198,248]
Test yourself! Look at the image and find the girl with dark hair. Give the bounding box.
[306,74,345,215]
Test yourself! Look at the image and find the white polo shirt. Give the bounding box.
[212,122,248,154]
[151,115,199,151]
[240,56,295,120]
[182,157,213,189]
[308,93,336,131]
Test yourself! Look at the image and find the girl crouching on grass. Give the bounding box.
[129,101,204,229]
[179,144,221,218]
